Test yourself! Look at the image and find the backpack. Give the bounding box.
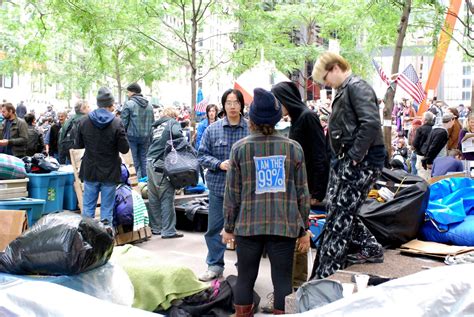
[59,119,79,161]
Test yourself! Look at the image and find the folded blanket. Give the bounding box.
[112,245,209,311]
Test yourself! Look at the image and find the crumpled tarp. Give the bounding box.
[420,178,474,246]
[288,263,474,316]
[425,178,474,230]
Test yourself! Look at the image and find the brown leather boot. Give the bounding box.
[273,308,285,315]
[233,304,254,317]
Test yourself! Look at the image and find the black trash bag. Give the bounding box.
[30,153,60,173]
[21,156,33,173]
[0,211,114,275]
[359,168,430,248]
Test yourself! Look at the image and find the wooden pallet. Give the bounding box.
[69,148,151,244]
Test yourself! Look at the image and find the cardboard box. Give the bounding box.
[0,209,27,251]
[400,239,474,258]
[114,226,152,246]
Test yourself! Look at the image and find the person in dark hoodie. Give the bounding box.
[412,111,435,180]
[121,83,154,179]
[310,52,386,279]
[75,87,129,225]
[270,81,329,302]
[146,107,184,239]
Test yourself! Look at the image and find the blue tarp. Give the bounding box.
[421,178,474,245]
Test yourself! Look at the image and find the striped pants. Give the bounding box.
[312,156,382,279]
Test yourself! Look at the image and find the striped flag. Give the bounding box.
[396,64,426,104]
[195,96,209,114]
[372,58,390,86]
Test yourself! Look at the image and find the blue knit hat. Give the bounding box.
[249,88,282,126]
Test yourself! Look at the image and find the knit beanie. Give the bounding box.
[249,88,282,126]
[96,87,114,108]
[127,83,141,94]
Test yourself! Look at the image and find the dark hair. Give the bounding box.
[206,104,219,122]
[221,89,245,116]
[1,102,15,114]
[24,113,36,125]
[249,119,276,135]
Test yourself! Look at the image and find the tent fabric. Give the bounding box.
[234,61,291,104]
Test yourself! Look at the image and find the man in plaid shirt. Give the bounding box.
[197,89,249,282]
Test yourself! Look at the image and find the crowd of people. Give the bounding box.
[1,50,473,316]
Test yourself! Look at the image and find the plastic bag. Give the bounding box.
[0,261,134,306]
[0,211,114,275]
[23,153,60,173]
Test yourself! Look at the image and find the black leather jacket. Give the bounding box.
[328,75,385,164]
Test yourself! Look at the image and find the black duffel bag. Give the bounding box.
[359,168,430,248]
[0,211,114,275]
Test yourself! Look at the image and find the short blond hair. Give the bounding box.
[161,107,179,119]
[312,52,352,84]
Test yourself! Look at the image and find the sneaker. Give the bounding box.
[346,252,384,265]
[198,270,222,282]
[260,292,274,314]
[161,232,184,239]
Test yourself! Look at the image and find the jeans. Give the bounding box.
[83,181,116,223]
[146,162,177,237]
[234,235,296,311]
[205,192,226,274]
[128,136,149,179]
[410,151,417,175]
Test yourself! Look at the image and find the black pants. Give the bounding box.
[234,235,296,311]
[312,156,382,279]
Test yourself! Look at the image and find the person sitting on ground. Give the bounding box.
[222,88,310,316]
[431,149,464,177]
[24,113,44,156]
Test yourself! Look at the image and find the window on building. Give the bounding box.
[463,79,471,88]
[463,65,472,76]
[462,91,471,101]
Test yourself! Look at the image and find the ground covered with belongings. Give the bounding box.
[1,175,474,316]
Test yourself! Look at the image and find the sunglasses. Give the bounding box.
[323,66,334,81]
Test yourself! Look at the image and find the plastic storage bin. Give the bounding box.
[63,172,78,210]
[26,172,67,214]
[0,198,46,226]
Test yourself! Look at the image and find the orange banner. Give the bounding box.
[417,0,462,115]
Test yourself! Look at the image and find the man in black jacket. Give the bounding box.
[270,81,329,302]
[413,111,435,180]
[421,113,454,177]
[0,102,28,157]
[311,52,386,279]
[75,87,129,224]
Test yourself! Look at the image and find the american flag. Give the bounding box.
[396,64,426,104]
[372,58,390,86]
[194,96,209,114]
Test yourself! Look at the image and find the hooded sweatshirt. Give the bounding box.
[272,82,329,201]
[121,94,154,138]
[89,108,115,129]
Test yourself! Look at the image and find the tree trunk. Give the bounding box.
[190,0,198,134]
[113,48,122,106]
[383,0,411,159]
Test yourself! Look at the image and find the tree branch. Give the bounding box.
[135,28,189,62]
[440,26,474,57]
[196,56,232,81]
